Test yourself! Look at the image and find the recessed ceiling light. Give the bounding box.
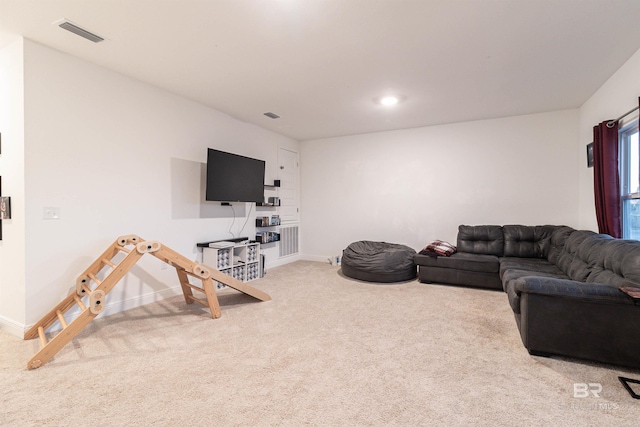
[374,95,406,106]
[379,96,399,106]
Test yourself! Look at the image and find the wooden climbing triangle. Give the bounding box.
[23,235,271,370]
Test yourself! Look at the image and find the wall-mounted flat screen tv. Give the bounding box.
[205,148,265,203]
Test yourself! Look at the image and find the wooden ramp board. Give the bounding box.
[24,235,271,369]
[149,244,271,302]
[207,268,271,302]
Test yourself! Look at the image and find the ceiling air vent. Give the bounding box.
[264,112,280,119]
[57,20,104,43]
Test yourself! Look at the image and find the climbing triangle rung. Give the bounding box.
[37,327,47,348]
[56,310,68,329]
[102,258,117,268]
[185,294,209,307]
[87,273,102,286]
[182,281,205,294]
[116,245,131,253]
[74,295,87,311]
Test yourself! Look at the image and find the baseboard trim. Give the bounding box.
[101,285,183,317]
[24,286,184,336]
[301,254,334,264]
[0,314,27,338]
[266,254,302,270]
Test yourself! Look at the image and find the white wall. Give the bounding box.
[578,47,640,230]
[0,39,26,335]
[0,39,299,333]
[300,110,580,260]
[6,36,636,336]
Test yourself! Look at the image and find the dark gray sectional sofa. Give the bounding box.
[414,224,640,369]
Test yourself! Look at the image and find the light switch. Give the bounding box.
[43,207,60,220]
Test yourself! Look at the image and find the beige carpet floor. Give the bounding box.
[1,260,640,426]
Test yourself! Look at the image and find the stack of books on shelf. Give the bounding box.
[256,215,281,227]
[256,216,269,227]
[256,231,280,244]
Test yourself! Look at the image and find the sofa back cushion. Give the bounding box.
[583,238,640,287]
[554,230,597,280]
[457,225,504,256]
[556,231,640,287]
[546,226,576,265]
[503,225,559,258]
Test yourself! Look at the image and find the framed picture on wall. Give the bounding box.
[0,197,10,220]
[0,176,3,240]
[587,142,594,168]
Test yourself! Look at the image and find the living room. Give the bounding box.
[1,1,640,425]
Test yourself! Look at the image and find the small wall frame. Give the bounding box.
[0,176,2,240]
[0,197,10,220]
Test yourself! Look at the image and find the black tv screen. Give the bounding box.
[205,149,265,203]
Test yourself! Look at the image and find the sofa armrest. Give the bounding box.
[514,278,640,368]
[513,277,634,305]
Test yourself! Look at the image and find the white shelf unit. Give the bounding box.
[202,242,261,290]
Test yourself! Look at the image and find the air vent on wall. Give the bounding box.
[57,20,104,43]
[264,112,280,119]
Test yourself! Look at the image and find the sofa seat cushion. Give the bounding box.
[499,257,565,279]
[414,252,499,274]
[417,265,502,289]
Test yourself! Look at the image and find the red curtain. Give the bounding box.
[593,121,621,238]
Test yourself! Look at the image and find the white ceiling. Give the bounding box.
[1,0,640,141]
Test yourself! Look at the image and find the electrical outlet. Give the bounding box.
[43,207,60,220]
